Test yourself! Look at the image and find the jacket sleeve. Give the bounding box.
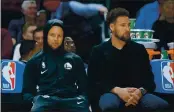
[88,46,116,96]
[140,45,156,92]
[22,58,39,102]
[55,2,64,19]
[74,55,88,96]
[8,20,17,39]
[69,1,106,18]
[135,7,146,29]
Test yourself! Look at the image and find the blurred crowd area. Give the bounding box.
[1,0,174,63]
[1,0,152,29]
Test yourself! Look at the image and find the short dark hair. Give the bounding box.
[33,26,44,36]
[33,27,44,40]
[106,8,129,26]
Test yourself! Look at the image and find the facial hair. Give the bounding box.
[114,32,131,43]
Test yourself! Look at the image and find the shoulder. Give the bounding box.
[93,40,111,52]
[152,20,166,30]
[153,20,161,24]
[64,52,82,60]
[9,18,24,26]
[9,19,17,24]
[130,41,145,48]
[24,51,44,69]
[27,50,44,64]
[64,52,84,65]
[153,20,166,26]
[9,18,20,24]
[129,41,146,51]
[24,51,46,72]
[9,19,18,28]
[32,50,44,59]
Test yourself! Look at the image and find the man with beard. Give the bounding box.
[88,8,168,112]
[22,19,89,112]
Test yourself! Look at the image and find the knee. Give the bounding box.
[140,94,169,110]
[99,93,121,111]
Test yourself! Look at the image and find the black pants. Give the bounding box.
[31,95,89,112]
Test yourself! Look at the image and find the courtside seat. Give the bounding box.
[150,59,174,94]
[1,60,31,111]
[1,60,25,93]
[151,59,174,111]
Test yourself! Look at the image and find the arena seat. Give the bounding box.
[1,60,31,112]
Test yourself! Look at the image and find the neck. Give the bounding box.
[111,35,126,50]
[25,16,35,24]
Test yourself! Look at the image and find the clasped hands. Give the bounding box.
[112,87,142,107]
[125,87,142,107]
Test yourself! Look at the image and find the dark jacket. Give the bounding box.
[88,39,156,100]
[22,19,88,102]
[23,51,87,101]
[152,20,174,50]
[8,17,24,42]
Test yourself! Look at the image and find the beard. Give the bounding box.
[46,42,65,55]
[114,32,131,43]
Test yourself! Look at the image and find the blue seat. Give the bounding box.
[1,60,32,111]
[151,59,174,94]
[1,59,26,93]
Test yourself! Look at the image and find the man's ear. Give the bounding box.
[22,34,26,39]
[109,23,114,32]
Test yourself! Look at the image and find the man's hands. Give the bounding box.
[111,87,131,103]
[99,7,108,15]
[127,87,137,93]
[125,88,142,107]
[111,87,143,107]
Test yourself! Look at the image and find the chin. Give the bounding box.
[126,37,131,40]
[124,36,130,40]
[52,47,59,50]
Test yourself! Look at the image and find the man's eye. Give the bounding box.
[50,34,56,37]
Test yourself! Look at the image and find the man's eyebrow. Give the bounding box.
[49,33,56,35]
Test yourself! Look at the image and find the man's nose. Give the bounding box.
[54,36,59,41]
